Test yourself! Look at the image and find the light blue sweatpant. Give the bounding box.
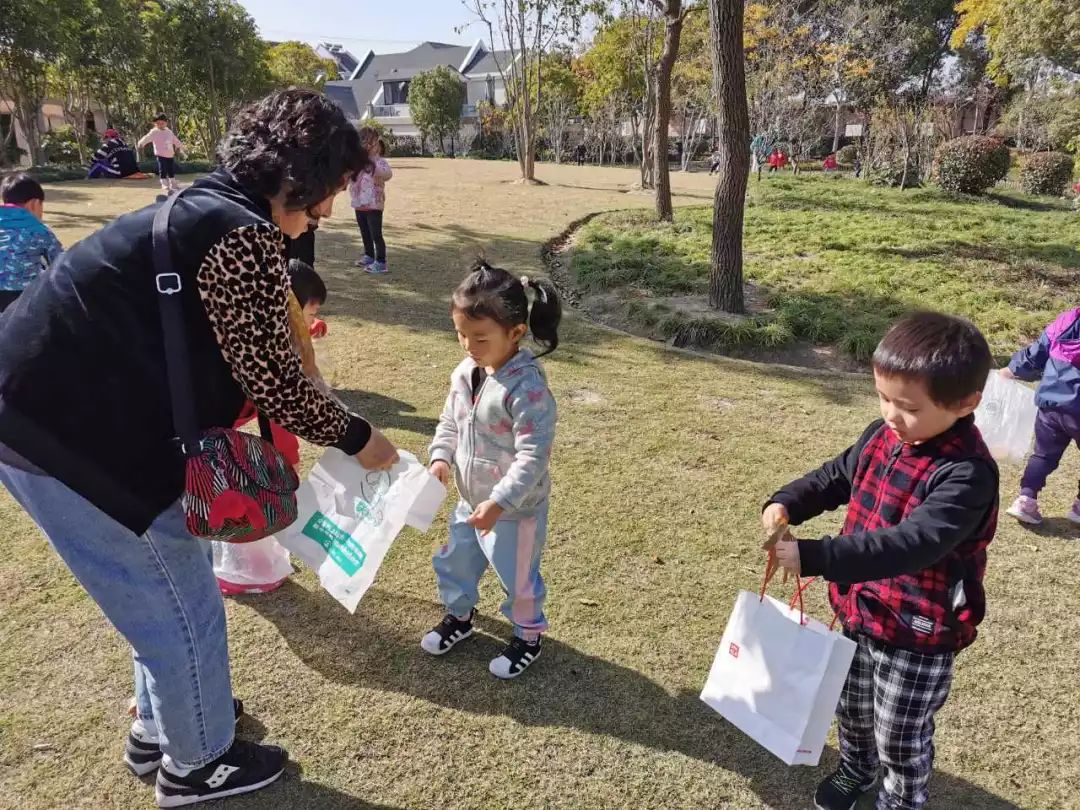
[433,500,548,640]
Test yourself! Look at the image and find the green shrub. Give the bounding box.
[867,156,921,189]
[836,144,859,166]
[933,136,1009,195]
[467,130,508,160]
[41,126,100,165]
[988,141,1012,183]
[1020,151,1074,196]
[390,136,422,157]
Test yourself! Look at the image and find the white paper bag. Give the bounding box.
[276,449,446,612]
[700,591,856,766]
[975,372,1038,463]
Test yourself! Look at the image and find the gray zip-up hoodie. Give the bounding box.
[429,349,557,516]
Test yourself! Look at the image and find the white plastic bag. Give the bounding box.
[700,590,856,766]
[276,449,446,612]
[975,372,1038,463]
[212,537,293,595]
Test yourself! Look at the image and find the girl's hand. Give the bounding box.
[998,367,1016,380]
[430,460,451,486]
[773,538,801,576]
[467,500,503,535]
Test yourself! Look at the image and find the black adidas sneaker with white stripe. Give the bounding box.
[489,636,541,679]
[154,739,287,807]
[420,611,475,655]
[124,698,245,776]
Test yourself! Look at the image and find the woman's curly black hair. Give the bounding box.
[218,89,369,210]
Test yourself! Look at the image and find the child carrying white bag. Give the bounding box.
[745,313,999,810]
[276,448,445,612]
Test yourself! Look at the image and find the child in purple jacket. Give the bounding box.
[1002,306,1080,524]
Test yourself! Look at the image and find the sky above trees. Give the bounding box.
[237,0,489,51]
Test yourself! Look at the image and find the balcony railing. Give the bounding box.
[370,103,409,118]
[369,103,481,119]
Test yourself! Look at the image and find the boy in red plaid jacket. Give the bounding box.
[763,312,999,810]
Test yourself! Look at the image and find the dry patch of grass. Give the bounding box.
[0,161,1076,809]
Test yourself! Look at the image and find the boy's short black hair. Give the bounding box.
[873,311,992,406]
[153,113,168,122]
[1,173,45,206]
[288,259,326,307]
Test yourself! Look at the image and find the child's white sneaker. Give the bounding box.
[420,611,474,655]
[489,636,541,679]
[1006,495,1043,525]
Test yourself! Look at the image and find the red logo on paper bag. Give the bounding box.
[729,643,740,658]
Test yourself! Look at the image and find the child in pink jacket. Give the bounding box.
[137,114,184,194]
[350,136,393,275]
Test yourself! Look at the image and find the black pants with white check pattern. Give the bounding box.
[837,632,955,810]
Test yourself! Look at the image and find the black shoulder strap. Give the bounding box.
[152,193,272,458]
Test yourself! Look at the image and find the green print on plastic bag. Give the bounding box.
[301,512,367,575]
[354,471,391,527]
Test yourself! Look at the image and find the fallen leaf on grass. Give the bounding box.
[579,598,599,607]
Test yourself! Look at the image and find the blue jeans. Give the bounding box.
[0,461,235,766]
[433,501,549,640]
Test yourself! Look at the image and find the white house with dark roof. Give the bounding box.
[323,40,513,139]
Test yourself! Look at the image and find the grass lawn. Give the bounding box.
[571,176,1080,363]
[1,161,1078,809]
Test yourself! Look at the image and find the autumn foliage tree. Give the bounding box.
[267,41,339,90]
[463,0,597,183]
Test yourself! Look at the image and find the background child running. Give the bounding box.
[137,113,184,195]
[423,261,561,679]
[350,132,392,275]
[1001,307,1080,525]
[0,173,62,313]
[763,312,998,810]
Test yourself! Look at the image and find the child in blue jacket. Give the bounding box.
[424,261,561,679]
[0,173,62,312]
[1002,307,1080,524]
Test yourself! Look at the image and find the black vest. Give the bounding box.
[0,170,279,533]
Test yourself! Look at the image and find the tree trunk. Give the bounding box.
[831,98,843,152]
[16,98,43,166]
[707,0,750,314]
[653,2,683,222]
[640,103,654,188]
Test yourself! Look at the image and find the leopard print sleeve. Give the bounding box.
[196,223,371,454]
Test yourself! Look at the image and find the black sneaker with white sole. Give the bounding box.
[124,698,245,776]
[154,739,287,807]
[814,764,877,810]
[420,611,474,655]
[489,636,542,679]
